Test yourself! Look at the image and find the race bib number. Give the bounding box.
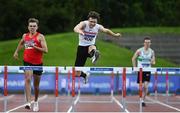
[142,63,150,67]
[84,36,93,41]
[24,40,35,49]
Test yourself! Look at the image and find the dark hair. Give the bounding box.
[28,18,39,25]
[144,36,151,41]
[87,11,100,20]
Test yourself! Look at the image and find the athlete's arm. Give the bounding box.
[132,50,139,67]
[73,21,86,35]
[99,25,121,37]
[13,34,25,60]
[33,34,48,53]
[151,51,156,65]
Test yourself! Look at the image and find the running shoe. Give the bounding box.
[33,101,39,112]
[25,102,31,110]
[92,50,100,65]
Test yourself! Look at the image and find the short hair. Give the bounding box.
[87,11,100,20]
[144,36,151,41]
[28,18,39,25]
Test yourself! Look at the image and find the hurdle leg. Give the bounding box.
[55,67,59,112]
[4,97,7,112]
[55,97,58,112]
[155,90,158,100]
[68,70,71,96]
[122,68,127,111]
[71,67,76,112]
[4,66,8,112]
[166,71,169,103]
[154,71,158,100]
[139,68,143,112]
[122,97,126,111]
[111,71,114,102]
[139,97,143,113]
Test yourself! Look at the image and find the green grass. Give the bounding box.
[113,27,180,35]
[0,27,178,67]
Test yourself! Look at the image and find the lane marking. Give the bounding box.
[112,97,130,113]
[147,97,180,112]
[176,96,180,99]
[79,100,113,103]
[67,95,80,113]
[6,95,48,113]
[0,95,14,101]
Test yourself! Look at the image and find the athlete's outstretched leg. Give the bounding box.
[88,45,100,64]
[74,46,89,83]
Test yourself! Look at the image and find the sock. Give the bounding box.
[89,49,95,58]
[80,72,86,78]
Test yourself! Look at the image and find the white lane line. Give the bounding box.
[0,95,14,101]
[67,95,80,113]
[147,97,180,112]
[176,96,180,99]
[74,95,79,105]
[6,95,48,113]
[79,100,113,103]
[67,106,73,113]
[112,97,130,113]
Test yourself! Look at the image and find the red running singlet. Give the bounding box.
[23,32,43,64]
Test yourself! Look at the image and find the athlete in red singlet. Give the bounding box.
[23,32,43,64]
[13,18,48,111]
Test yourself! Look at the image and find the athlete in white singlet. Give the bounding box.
[74,11,121,83]
[132,36,155,107]
[137,47,154,68]
[78,20,102,46]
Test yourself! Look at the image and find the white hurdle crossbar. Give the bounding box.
[1,66,180,112]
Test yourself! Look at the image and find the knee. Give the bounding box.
[25,78,31,83]
[144,85,148,90]
[34,86,39,90]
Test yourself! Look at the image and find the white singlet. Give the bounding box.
[79,21,102,46]
[137,47,154,68]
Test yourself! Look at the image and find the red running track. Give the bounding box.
[0,94,180,112]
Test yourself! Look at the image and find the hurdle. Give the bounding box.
[1,66,180,112]
[1,66,79,112]
[69,67,136,112]
[121,67,145,112]
[68,67,120,112]
[127,67,180,112]
[60,66,123,112]
[158,68,180,104]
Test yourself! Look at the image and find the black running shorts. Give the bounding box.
[137,71,151,83]
[75,45,91,66]
[23,61,43,75]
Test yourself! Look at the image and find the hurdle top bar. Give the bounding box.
[48,66,134,74]
[0,66,2,73]
[0,66,180,74]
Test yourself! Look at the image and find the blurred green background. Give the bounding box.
[0,0,180,66]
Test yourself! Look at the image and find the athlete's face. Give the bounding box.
[88,17,97,28]
[28,22,38,34]
[144,39,151,49]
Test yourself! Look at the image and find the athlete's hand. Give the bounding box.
[79,30,85,35]
[13,52,19,60]
[114,33,122,37]
[132,67,137,74]
[151,60,155,65]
